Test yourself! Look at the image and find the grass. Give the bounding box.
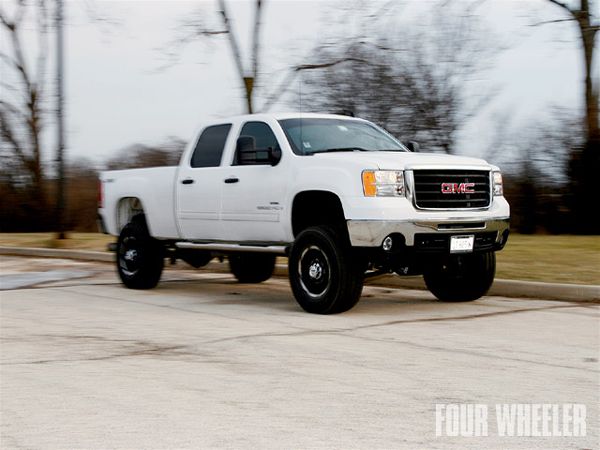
[0,232,598,285]
[496,234,600,285]
[0,232,114,252]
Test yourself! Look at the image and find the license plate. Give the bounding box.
[450,235,474,253]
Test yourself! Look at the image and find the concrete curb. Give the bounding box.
[1,246,599,302]
[0,246,114,262]
[363,275,600,302]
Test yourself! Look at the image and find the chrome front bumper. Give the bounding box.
[346,217,510,247]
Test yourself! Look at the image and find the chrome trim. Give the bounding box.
[404,170,415,203]
[407,168,493,212]
[403,164,493,171]
[346,217,510,247]
[176,242,288,254]
[298,245,331,299]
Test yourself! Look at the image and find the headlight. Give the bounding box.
[362,170,405,197]
[493,171,503,196]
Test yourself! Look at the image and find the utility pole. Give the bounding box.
[56,0,66,239]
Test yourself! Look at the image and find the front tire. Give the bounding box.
[423,251,496,302]
[288,226,364,314]
[116,216,164,289]
[229,253,275,283]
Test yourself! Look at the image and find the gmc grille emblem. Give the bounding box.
[441,182,475,194]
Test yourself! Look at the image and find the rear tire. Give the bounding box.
[229,253,275,283]
[288,226,364,314]
[423,251,496,302]
[116,215,164,289]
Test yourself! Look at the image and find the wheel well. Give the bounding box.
[291,191,346,237]
[117,197,145,231]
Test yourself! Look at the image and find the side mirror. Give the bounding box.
[236,136,257,165]
[268,147,282,166]
[406,141,420,152]
[253,147,281,166]
[236,136,281,166]
[237,136,255,152]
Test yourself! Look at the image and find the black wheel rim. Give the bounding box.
[118,235,141,277]
[298,245,331,299]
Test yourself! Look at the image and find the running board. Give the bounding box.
[175,242,288,255]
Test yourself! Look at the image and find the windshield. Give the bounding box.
[278,118,407,155]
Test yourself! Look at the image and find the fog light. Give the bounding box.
[382,236,393,252]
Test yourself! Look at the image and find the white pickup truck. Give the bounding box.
[98,113,510,314]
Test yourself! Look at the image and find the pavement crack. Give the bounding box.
[1,334,192,366]
[349,303,597,330]
[2,276,237,291]
[338,333,600,374]
[201,303,591,345]
[49,287,262,323]
[46,286,312,331]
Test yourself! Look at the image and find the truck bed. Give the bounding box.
[100,166,179,239]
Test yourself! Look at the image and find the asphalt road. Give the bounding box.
[1,256,598,449]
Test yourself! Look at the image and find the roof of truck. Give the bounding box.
[219,112,363,121]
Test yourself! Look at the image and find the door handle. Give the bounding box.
[224,177,239,184]
[181,179,194,185]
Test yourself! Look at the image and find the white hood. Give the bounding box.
[311,151,493,170]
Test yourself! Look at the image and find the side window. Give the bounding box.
[235,122,280,165]
[190,124,232,168]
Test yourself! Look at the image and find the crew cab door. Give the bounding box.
[220,121,288,242]
[176,124,232,240]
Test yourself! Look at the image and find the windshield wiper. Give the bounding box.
[308,147,369,155]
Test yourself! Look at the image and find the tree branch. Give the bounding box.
[0,108,30,170]
[529,18,574,26]
[261,57,367,111]
[294,57,367,72]
[218,0,245,80]
[194,29,228,36]
[0,9,9,29]
[0,0,46,189]
[34,0,49,97]
[546,0,575,15]
[0,51,18,69]
[0,81,18,94]
[1,12,33,94]
[251,0,263,80]
[0,99,29,122]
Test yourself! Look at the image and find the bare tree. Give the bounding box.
[105,137,187,170]
[486,109,584,233]
[173,0,263,113]
[542,0,598,142]
[169,0,380,115]
[64,157,98,232]
[535,1,599,233]
[300,9,495,154]
[0,0,50,212]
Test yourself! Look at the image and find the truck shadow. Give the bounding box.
[153,276,444,315]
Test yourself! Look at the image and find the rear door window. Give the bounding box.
[190,124,232,168]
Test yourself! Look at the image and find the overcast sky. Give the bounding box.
[2,0,599,165]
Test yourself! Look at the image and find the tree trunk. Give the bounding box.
[244,76,254,114]
[568,0,600,233]
[28,90,48,219]
[578,1,599,141]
